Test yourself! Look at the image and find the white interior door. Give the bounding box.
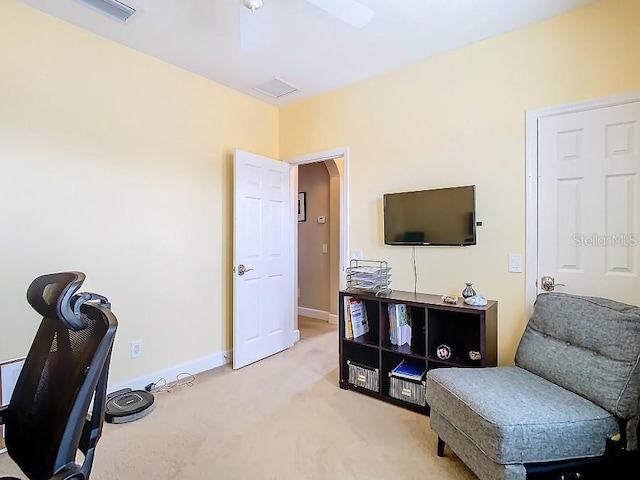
[233,149,294,369]
[537,101,640,305]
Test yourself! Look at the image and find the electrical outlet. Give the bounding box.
[131,340,143,359]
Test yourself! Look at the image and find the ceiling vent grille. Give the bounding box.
[76,0,136,22]
[253,78,299,99]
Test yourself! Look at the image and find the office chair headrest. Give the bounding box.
[27,271,89,331]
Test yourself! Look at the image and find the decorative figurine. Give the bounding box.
[441,295,458,304]
[436,344,452,360]
[465,295,488,306]
[468,350,482,361]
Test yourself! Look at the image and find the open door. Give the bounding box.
[233,149,295,369]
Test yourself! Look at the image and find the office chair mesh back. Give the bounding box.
[3,272,115,480]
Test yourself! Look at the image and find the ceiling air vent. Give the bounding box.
[253,78,299,99]
[76,0,136,22]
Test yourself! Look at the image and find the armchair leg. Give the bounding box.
[437,437,446,457]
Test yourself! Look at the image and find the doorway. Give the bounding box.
[287,148,350,342]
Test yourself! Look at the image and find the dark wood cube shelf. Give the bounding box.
[339,289,497,415]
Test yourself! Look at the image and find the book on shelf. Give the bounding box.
[348,297,369,338]
[398,304,412,346]
[390,359,426,382]
[388,303,412,346]
[343,295,354,339]
[388,303,397,345]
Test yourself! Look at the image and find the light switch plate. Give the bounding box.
[508,253,523,273]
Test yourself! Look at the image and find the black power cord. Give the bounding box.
[143,372,195,394]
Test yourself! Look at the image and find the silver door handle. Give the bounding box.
[541,275,566,292]
[236,264,253,276]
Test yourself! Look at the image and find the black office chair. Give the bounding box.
[0,272,118,480]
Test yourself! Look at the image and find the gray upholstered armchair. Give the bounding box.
[426,292,640,479]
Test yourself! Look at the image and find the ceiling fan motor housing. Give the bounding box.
[243,0,263,12]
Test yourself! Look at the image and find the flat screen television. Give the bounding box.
[383,185,476,246]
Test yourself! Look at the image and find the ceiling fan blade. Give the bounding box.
[306,0,374,29]
[239,3,263,51]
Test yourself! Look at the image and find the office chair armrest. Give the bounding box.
[0,405,6,425]
[49,465,85,480]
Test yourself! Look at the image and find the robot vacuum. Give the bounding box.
[105,388,155,424]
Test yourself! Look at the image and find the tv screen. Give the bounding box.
[383,185,476,246]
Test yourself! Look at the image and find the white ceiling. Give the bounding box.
[19,0,598,106]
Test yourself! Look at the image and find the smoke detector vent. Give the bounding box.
[76,0,136,22]
[253,78,299,99]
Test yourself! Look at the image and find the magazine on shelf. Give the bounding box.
[390,359,426,382]
[348,297,369,338]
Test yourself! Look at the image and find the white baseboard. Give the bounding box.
[107,308,336,392]
[298,306,335,323]
[108,350,231,394]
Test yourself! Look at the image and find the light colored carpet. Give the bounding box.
[0,317,476,479]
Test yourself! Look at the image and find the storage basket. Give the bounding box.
[389,375,426,406]
[347,360,379,392]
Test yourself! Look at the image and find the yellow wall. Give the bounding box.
[0,0,278,386]
[2,0,639,387]
[280,0,640,363]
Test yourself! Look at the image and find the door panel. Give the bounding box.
[233,149,294,369]
[538,101,640,305]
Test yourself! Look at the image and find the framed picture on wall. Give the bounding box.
[298,192,306,222]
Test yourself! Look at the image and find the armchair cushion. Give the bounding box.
[515,292,640,418]
[427,366,618,465]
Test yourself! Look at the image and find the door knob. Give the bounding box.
[236,264,253,276]
[541,275,566,292]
